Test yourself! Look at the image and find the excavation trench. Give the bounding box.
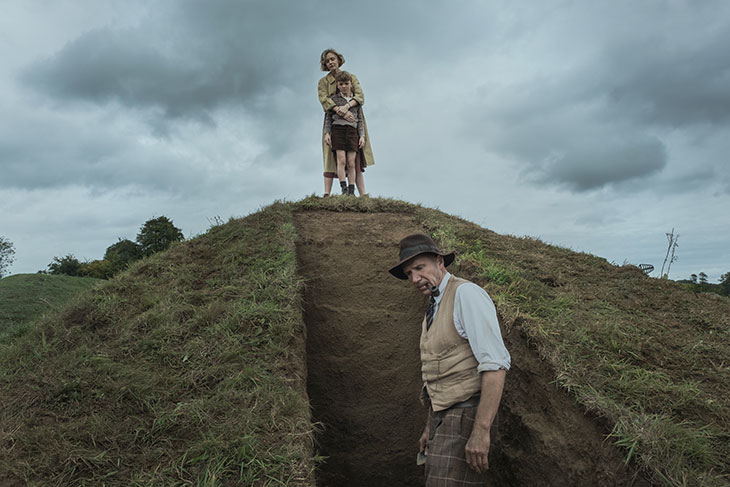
[296,212,426,486]
[294,211,649,486]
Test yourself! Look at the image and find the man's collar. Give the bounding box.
[434,272,451,303]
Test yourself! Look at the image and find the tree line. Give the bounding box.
[679,272,730,297]
[43,216,184,279]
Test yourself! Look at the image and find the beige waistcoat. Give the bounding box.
[420,276,482,412]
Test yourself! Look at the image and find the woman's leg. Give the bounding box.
[356,170,366,196]
[323,176,333,196]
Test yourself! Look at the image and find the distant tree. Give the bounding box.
[698,272,708,285]
[136,216,184,256]
[690,274,698,284]
[47,254,82,276]
[720,272,730,296]
[0,236,15,278]
[79,259,115,279]
[105,238,143,272]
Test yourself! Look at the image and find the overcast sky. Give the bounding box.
[1,0,729,282]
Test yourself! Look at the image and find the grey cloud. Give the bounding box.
[16,0,730,198]
[476,3,730,193]
[0,107,213,193]
[531,135,666,191]
[21,27,275,124]
[15,0,492,192]
[480,85,669,191]
[19,0,472,122]
[19,0,355,127]
[601,32,730,127]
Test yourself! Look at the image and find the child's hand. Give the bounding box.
[358,136,365,148]
[324,133,332,146]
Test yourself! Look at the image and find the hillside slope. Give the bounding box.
[1,204,313,486]
[1,197,728,486]
[0,273,101,334]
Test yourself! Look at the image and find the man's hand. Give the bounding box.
[465,425,490,473]
[418,423,430,455]
[324,133,331,146]
[465,369,506,473]
[343,110,356,123]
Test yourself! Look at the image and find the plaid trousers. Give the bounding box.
[425,406,488,486]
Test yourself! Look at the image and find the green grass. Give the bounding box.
[2,195,729,486]
[0,202,314,486]
[0,273,101,335]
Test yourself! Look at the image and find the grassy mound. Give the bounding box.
[1,203,313,485]
[0,273,101,334]
[1,196,728,486]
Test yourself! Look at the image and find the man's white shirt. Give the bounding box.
[430,273,511,373]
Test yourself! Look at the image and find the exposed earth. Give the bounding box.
[295,211,649,486]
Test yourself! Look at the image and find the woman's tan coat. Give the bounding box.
[318,72,375,176]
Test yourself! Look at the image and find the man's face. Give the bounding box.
[402,254,445,296]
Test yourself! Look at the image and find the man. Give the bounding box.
[389,234,510,486]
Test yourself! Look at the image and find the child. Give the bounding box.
[324,71,365,195]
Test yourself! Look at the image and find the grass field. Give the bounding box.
[0,273,101,335]
[1,197,728,486]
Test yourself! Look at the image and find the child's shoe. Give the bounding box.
[348,184,355,195]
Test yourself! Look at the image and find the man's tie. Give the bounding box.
[425,296,436,330]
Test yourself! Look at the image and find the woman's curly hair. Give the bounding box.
[320,48,345,71]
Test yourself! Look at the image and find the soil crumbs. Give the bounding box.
[295,210,647,487]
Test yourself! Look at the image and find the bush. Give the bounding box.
[136,217,184,256]
[79,259,115,279]
[47,255,82,276]
[105,239,143,273]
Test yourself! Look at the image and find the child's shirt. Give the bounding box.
[324,92,364,137]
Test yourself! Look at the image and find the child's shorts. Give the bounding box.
[330,124,360,152]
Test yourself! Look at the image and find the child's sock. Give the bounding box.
[340,181,347,194]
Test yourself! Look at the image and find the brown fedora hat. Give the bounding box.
[389,234,455,280]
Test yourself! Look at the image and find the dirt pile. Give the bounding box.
[295,210,647,486]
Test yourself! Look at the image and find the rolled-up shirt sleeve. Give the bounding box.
[453,283,511,372]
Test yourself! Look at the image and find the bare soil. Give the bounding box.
[295,210,649,486]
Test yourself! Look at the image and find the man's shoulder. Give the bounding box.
[450,275,476,287]
[451,277,489,298]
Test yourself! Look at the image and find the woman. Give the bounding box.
[317,48,375,196]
